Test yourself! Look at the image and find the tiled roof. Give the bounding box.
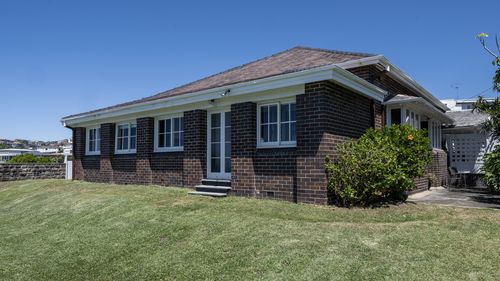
[63,46,376,119]
[446,110,489,127]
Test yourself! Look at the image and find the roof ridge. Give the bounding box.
[293,45,378,58]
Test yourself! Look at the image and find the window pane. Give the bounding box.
[225,142,231,158]
[180,132,184,146]
[159,120,165,134]
[290,103,296,121]
[211,128,220,143]
[225,112,231,127]
[270,124,277,142]
[159,133,164,147]
[281,123,290,142]
[211,113,221,128]
[96,139,101,151]
[211,143,220,157]
[261,124,268,142]
[211,158,220,173]
[122,138,128,150]
[180,117,184,131]
[130,125,136,137]
[391,109,401,125]
[166,119,171,133]
[291,122,296,141]
[261,106,268,123]
[281,104,290,122]
[166,133,171,147]
[225,158,231,173]
[130,136,136,150]
[225,127,230,142]
[89,129,95,141]
[174,117,180,131]
[173,132,180,147]
[89,140,95,152]
[270,105,278,123]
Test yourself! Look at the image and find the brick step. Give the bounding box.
[201,179,231,187]
[188,191,227,197]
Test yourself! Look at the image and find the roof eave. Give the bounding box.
[383,96,454,124]
[61,64,387,127]
[338,56,450,112]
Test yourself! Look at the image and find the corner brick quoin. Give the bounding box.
[71,77,447,205]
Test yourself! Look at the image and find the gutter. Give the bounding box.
[61,64,387,127]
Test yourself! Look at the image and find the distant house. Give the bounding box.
[441,98,499,174]
[0,149,40,163]
[61,47,452,204]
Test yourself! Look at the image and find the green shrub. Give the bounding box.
[8,154,61,164]
[326,125,431,206]
[482,147,500,193]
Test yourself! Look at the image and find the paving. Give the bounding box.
[408,186,500,210]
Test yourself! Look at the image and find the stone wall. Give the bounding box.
[0,164,65,181]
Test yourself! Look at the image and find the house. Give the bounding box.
[61,47,453,204]
[0,149,41,163]
[441,98,499,176]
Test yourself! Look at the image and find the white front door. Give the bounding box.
[207,111,231,179]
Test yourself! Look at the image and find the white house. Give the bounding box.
[441,98,499,174]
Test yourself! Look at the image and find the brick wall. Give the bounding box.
[296,81,374,204]
[412,148,449,191]
[72,80,379,205]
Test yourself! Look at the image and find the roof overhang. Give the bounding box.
[383,95,454,124]
[337,56,450,112]
[61,64,386,127]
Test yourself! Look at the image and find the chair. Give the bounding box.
[448,167,465,188]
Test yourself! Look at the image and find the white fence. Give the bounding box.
[65,160,73,180]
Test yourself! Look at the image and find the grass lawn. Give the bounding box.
[0,180,499,281]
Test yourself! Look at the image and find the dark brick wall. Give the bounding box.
[412,149,448,191]
[71,80,383,205]
[72,127,85,180]
[231,102,257,197]
[296,81,374,204]
[183,110,207,187]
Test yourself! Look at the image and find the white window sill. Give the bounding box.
[115,150,137,155]
[154,147,184,153]
[257,143,296,149]
[85,151,101,156]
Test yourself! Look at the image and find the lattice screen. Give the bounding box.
[446,133,497,173]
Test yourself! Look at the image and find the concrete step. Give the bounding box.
[188,191,227,197]
[201,179,231,187]
[195,185,231,193]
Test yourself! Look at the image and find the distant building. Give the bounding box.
[441,98,499,174]
[0,149,41,163]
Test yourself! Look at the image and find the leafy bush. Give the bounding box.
[8,154,62,164]
[482,147,500,193]
[326,125,431,206]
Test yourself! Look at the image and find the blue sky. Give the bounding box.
[0,0,499,141]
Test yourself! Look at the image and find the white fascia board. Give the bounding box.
[339,56,450,112]
[62,64,386,127]
[384,96,454,124]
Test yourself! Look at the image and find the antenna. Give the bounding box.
[451,84,460,99]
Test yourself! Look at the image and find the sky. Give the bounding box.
[0,0,499,141]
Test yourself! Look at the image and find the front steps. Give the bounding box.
[188,179,231,197]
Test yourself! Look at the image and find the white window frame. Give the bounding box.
[115,121,137,154]
[85,126,101,155]
[154,114,184,152]
[257,99,296,148]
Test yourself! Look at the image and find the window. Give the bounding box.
[390,108,401,125]
[115,122,137,154]
[155,116,184,151]
[258,101,296,147]
[86,126,101,155]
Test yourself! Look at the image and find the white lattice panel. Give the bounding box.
[446,133,498,173]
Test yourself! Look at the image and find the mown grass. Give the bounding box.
[0,180,499,281]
